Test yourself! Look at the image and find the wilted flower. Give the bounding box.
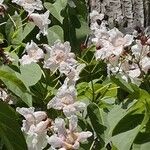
[16,107,51,150]
[12,0,43,13]
[47,80,86,117]
[20,40,44,65]
[43,40,76,72]
[28,11,51,39]
[47,115,92,150]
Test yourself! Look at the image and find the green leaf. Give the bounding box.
[0,68,32,106]
[111,126,140,150]
[87,103,106,147]
[17,63,42,87]
[76,17,90,41]
[111,104,149,150]
[47,25,64,45]
[0,101,27,150]
[0,33,4,44]
[111,75,134,93]
[107,105,126,136]
[44,0,67,23]
[22,22,35,40]
[5,13,23,45]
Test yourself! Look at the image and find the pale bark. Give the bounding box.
[88,0,150,27]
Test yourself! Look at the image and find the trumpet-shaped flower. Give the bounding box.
[16,107,51,150]
[12,0,43,13]
[108,28,133,56]
[47,115,92,150]
[59,62,85,82]
[47,80,86,117]
[43,40,76,72]
[28,11,51,39]
[20,40,44,65]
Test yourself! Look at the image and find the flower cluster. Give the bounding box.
[11,1,93,149]
[18,38,92,149]
[12,0,50,39]
[16,107,51,150]
[90,10,150,84]
[47,115,92,150]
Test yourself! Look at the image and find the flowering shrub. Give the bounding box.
[0,0,150,150]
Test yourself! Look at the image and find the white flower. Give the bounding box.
[108,28,133,56]
[47,81,86,117]
[94,39,114,60]
[12,0,43,13]
[59,62,85,82]
[43,40,76,72]
[28,11,51,39]
[16,107,48,132]
[90,10,104,23]
[140,57,150,73]
[0,88,14,104]
[47,115,92,150]
[0,88,8,101]
[16,107,51,150]
[20,40,44,65]
[131,40,149,60]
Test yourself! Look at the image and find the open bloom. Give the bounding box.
[20,40,44,65]
[47,80,86,117]
[43,40,76,72]
[16,107,51,150]
[47,115,92,150]
[108,28,133,56]
[28,11,51,39]
[12,0,43,13]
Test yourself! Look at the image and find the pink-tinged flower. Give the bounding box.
[94,39,114,60]
[20,40,44,65]
[47,115,92,150]
[108,28,133,56]
[43,40,76,72]
[16,107,51,150]
[59,62,85,82]
[47,81,86,117]
[28,11,51,39]
[12,0,43,13]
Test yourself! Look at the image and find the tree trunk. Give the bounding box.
[88,0,150,28]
